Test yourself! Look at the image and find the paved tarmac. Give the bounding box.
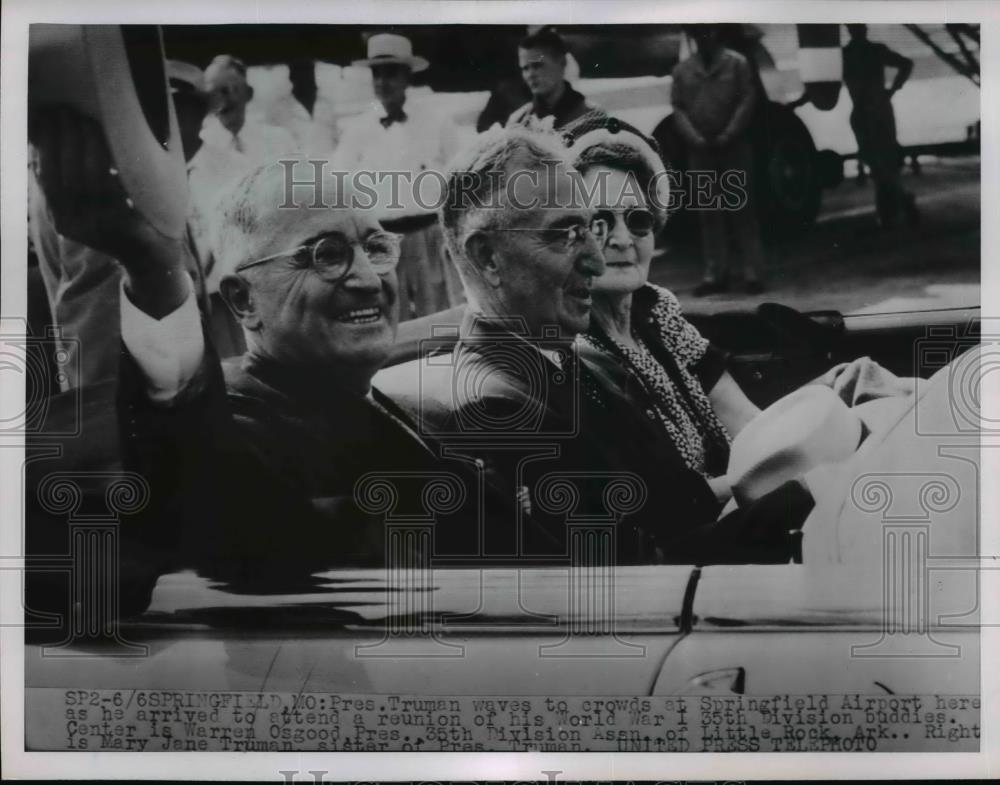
[653,156,980,316]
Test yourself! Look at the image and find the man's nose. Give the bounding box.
[342,247,383,291]
[578,237,607,276]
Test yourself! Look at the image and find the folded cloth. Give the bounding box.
[818,356,916,407]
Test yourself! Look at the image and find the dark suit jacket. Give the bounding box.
[376,312,811,564]
[118,341,496,588]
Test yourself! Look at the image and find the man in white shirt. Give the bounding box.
[334,33,464,320]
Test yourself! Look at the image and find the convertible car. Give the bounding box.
[21,298,982,712]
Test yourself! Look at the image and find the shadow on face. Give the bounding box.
[518,47,566,100]
[846,24,868,41]
[690,25,722,56]
[371,63,410,111]
[205,65,252,136]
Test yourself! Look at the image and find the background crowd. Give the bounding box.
[29,24,922,392]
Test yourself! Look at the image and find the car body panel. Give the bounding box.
[654,563,979,695]
[653,629,978,695]
[27,566,694,695]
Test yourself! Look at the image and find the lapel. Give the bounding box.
[369,386,440,460]
[458,311,580,427]
[232,354,439,463]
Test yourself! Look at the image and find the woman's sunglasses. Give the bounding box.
[594,207,656,238]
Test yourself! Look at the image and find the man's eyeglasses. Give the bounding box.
[493,217,610,252]
[594,207,656,238]
[235,231,403,282]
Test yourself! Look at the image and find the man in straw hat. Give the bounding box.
[334,32,464,320]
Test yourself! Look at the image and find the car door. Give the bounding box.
[26,564,696,696]
[652,563,979,697]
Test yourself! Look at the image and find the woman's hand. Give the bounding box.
[707,474,733,504]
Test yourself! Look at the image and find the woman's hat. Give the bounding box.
[563,111,671,227]
[352,33,429,73]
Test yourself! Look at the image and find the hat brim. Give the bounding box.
[351,55,429,73]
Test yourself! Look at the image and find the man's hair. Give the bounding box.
[438,125,570,295]
[210,158,335,279]
[205,54,248,80]
[210,163,278,278]
[518,26,569,58]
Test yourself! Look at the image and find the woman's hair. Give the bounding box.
[563,112,670,231]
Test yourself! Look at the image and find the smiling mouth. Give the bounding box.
[336,307,383,324]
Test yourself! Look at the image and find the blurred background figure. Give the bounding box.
[334,33,463,320]
[246,63,338,156]
[187,54,300,354]
[672,24,765,296]
[477,73,531,132]
[27,59,211,390]
[508,26,598,129]
[842,24,920,229]
[168,59,211,164]
[246,64,316,146]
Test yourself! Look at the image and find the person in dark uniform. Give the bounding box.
[507,27,601,130]
[842,24,919,228]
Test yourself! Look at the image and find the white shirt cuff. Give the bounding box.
[120,276,206,403]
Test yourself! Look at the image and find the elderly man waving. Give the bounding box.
[29,108,498,586]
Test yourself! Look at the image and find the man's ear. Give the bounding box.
[245,84,255,103]
[219,274,261,330]
[462,230,502,288]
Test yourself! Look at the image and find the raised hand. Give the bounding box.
[29,106,190,317]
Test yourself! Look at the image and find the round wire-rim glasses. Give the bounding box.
[235,231,404,282]
[491,216,611,252]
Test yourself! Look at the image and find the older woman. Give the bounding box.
[564,113,762,500]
